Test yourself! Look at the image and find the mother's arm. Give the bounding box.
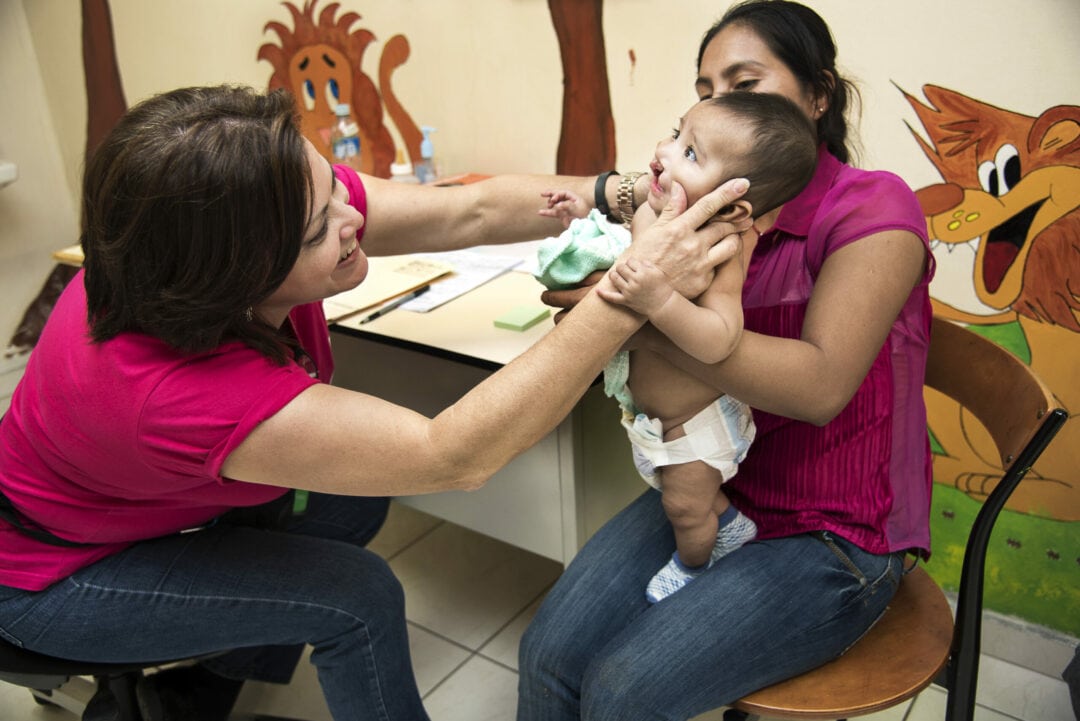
[643,229,927,426]
[221,180,747,496]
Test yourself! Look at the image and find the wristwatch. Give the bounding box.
[617,172,644,226]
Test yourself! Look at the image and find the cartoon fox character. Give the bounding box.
[903,85,1079,521]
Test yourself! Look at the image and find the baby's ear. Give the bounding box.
[715,199,752,222]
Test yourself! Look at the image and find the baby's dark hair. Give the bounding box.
[704,92,818,218]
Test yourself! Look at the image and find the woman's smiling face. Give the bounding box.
[257,140,367,325]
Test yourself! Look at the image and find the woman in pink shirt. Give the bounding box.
[0,86,747,720]
[519,2,934,719]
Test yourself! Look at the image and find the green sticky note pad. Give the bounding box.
[494,305,551,331]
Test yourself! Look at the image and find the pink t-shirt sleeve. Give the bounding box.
[334,164,368,226]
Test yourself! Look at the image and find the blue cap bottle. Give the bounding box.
[416,126,437,183]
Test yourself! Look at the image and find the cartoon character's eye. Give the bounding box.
[326,79,340,109]
[302,79,315,111]
[977,143,1020,197]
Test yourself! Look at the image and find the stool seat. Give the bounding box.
[735,567,952,719]
[722,317,1068,721]
[0,636,198,720]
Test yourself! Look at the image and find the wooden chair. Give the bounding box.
[724,315,1068,721]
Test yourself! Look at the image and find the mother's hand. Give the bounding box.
[539,270,605,319]
[624,178,750,299]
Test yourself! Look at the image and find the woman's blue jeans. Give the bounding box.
[518,489,904,721]
[0,492,430,721]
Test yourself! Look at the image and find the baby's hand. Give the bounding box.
[539,190,589,228]
[599,258,674,316]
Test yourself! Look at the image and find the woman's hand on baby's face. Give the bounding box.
[625,178,748,299]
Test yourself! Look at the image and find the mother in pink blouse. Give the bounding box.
[518,2,935,719]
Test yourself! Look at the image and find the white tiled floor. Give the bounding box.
[2,500,1074,721]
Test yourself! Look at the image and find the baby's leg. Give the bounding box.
[644,458,723,603]
[642,420,724,603]
[658,458,725,569]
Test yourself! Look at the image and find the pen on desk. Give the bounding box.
[358,285,431,324]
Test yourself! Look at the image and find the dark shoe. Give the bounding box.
[136,664,244,721]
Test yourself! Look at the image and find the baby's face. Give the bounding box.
[646,102,752,213]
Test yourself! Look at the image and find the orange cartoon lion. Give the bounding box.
[903,85,1079,521]
[259,0,422,178]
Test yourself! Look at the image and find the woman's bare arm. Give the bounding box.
[358,173,599,256]
[643,229,927,425]
[221,179,748,495]
[225,290,639,496]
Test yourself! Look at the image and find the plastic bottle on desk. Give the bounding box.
[390,148,419,184]
[330,104,362,172]
[414,126,438,184]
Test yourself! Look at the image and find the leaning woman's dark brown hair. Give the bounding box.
[81,85,313,363]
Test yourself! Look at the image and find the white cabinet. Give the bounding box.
[330,331,642,565]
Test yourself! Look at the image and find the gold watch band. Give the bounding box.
[617,172,644,226]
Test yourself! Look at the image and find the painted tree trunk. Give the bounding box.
[547,0,615,175]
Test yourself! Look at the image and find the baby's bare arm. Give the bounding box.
[605,234,751,364]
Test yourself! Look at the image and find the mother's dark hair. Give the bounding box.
[81,85,313,363]
[697,0,860,164]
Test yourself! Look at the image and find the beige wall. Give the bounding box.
[7,0,1076,342]
[18,1,1080,191]
[0,1,79,345]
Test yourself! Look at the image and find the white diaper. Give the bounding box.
[621,395,756,490]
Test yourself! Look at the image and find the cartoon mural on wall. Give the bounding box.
[902,85,1079,634]
[258,0,422,178]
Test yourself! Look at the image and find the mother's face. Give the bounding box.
[695,23,824,123]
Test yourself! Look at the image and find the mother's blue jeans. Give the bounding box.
[0,492,430,721]
[518,490,904,721]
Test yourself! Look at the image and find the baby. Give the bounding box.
[537,92,817,602]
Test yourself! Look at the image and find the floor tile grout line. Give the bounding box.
[419,649,479,701]
[474,649,522,677]
[469,578,558,656]
[379,517,445,562]
[406,620,482,657]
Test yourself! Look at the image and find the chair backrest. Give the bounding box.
[924,316,1068,721]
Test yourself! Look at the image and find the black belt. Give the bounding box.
[0,486,92,548]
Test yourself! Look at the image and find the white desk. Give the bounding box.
[330,269,642,565]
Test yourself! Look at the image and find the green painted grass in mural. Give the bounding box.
[925,485,1079,637]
